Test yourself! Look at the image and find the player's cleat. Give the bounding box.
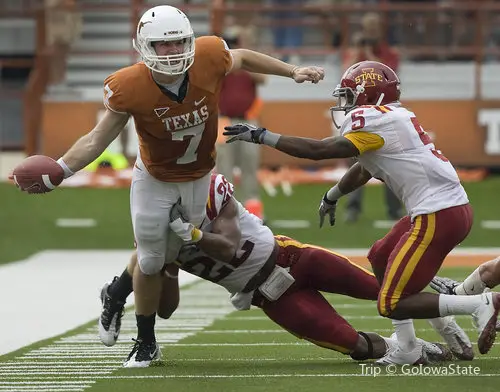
[428,316,474,360]
[418,341,453,363]
[376,342,428,365]
[430,276,459,295]
[470,288,500,331]
[474,292,500,354]
[384,334,399,355]
[123,339,162,368]
[98,277,125,347]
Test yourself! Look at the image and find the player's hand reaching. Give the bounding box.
[223,123,268,144]
[169,199,203,243]
[318,193,338,228]
[291,66,325,84]
[430,276,459,295]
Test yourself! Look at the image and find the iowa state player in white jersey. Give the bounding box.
[222,60,500,365]
[99,173,454,368]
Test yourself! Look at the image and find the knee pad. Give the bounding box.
[138,255,164,275]
[350,331,373,361]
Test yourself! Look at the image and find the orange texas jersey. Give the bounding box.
[103,36,233,182]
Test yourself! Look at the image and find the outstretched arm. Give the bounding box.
[274,135,360,160]
[230,49,324,84]
[223,124,361,160]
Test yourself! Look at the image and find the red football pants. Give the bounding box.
[252,236,380,354]
[368,204,473,316]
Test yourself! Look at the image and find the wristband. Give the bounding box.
[57,158,75,179]
[261,131,281,148]
[191,227,203,242]
[326,184,344,202]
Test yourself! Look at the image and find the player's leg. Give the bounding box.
[288,244,380,301]
[178,171,212,227]
[474,257,500,289]
[367,216,412,283]
[431,257,500,334]
[258,288,392,359]
[432,256,500,296]
[259,288,451,363]
[379,204,500,354]
[125,161,178,367]
[100,251,179,321]
[158,264,180,320]
[98,252,135,346]
[375,208,471,363]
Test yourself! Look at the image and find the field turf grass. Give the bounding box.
[1,269,499,392]
[1,177,500,264]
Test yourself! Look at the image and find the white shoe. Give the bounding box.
[376,342,428,365]
[473,291,500,354]
[123,339,162,368]
[98,278,125,347]
[429,316,474,360]
[384,333,399,354]
[417,339,453,363]
[470,289,500,331]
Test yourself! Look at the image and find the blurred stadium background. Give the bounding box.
[0,0,499,262]
[1,1,500,390]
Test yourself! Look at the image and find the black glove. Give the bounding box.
[430,276,459,295]
[223,123,268,144]
[318,193,338,228]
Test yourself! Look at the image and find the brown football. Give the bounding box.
[12,155,65,193]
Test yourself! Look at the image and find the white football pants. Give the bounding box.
[130,157,211,275]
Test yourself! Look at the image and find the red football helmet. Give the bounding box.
[330,61,401,117]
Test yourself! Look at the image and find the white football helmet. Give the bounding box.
[132,5,195,76]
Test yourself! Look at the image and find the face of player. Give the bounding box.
[152,39,186,63]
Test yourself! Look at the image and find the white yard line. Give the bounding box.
[1,373,500,381]
[1,280,234,390]
[0,250,201,356]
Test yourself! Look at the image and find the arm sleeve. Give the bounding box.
[344,132,385,154]
[103,73,128,114]
[203,36,233,77]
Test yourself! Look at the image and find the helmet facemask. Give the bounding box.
[329,82,366,129]
[133,35,195,76]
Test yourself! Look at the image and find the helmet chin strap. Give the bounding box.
[375,92,385,106]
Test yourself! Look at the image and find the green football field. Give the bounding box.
[1,178,500,391]
[1,176,500,264]
[1,271,500,392]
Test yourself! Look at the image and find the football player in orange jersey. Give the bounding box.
[14,5,325,364]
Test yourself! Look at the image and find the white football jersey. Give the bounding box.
[176,174,275,294]
[341,103,469,219]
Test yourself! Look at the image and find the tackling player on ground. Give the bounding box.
[222,60,500,364]
[99,173,453,367]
